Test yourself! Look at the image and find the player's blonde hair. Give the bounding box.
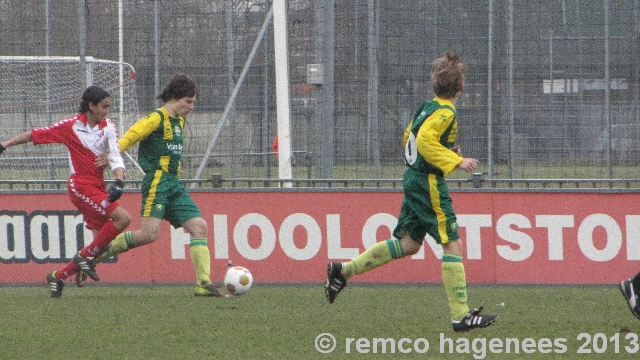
[430,52,466,99]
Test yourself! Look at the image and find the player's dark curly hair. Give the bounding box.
[430,52,467,99]
[78,85,110,113]
[157,73,199,103]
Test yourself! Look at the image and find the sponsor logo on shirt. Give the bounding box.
[166,143,182,155]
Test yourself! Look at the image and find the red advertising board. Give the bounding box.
[1,191,639,284]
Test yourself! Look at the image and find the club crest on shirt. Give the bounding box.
[174,125,182,136]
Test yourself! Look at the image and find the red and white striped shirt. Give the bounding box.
[31,113,125,181]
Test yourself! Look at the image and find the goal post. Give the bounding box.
[0,56,143,182]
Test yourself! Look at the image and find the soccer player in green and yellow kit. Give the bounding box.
[94,73,227,297]
[325,52,497,332]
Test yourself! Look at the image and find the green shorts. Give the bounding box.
[393,168,459,245]
[140,170,202,228]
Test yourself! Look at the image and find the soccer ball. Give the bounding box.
[224,266,254,296]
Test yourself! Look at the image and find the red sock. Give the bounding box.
[55,262,79,280]
[80,221,121,258]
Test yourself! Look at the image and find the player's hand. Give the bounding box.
[452,145,461,156]
[94,154,109,168]
[457,158,478,172]
[107,179,125,202]
[0,143,5,155]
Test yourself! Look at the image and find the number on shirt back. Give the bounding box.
[404,132,418,166]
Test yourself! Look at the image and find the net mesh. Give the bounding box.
[0,56,143,182]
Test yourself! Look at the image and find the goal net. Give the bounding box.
[0,56,143,184]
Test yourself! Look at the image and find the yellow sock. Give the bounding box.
[343,239,404,279]
[190,238,212,287]
[94,231,134,264]
[442,254,470,321]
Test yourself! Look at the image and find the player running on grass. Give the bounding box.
[324,52,498,332]
[90,73,228,297]
[0,85,131,297]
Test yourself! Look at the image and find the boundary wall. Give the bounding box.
[1,190,638,284]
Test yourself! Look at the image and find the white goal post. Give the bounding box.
[0,56,143,182]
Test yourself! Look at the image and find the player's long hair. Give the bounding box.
[157,73,199,103]
[78,85,110,113]
[430,52,467,99]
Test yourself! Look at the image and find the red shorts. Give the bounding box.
[67,175,119,230]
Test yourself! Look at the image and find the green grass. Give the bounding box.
[0,283,638,359]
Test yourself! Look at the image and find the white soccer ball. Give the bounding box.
[224,266,254,296]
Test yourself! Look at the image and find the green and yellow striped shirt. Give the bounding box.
[119,107,184,176]
[403,97,462,176]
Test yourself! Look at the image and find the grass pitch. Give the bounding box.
[0,283,638,359]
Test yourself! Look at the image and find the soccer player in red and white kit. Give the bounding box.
[0,85,131,297]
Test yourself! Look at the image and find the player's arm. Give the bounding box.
[456,157,478,172]
[0,130,33,154]
[118,113,161,153]
[450,145,478,172]
[112,167,125,181]
[106,124,126,175]
[107,166,125,202]
[415,110,464,176]
[402,120,413,147]
[107,123,126,202]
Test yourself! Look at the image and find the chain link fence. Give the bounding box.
[0,0,638,184]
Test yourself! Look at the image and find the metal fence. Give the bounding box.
[0,0,638,183]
